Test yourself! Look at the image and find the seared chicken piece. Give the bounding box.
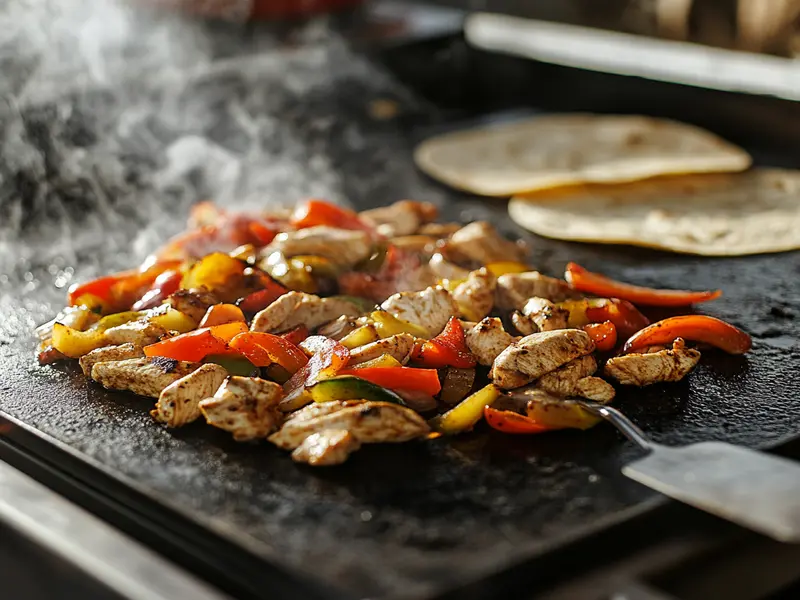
[267,226,372,267]
[389,235,438,254]
[417,222,462,238]
[428,253,470,281]
[380,286,458,337]
[80,343,145,377]
[251,292,361,333]
[451,268,497,322]
[104,320,167,347]
[199,376,284,441]
[269,400,430,465]
[605,339,700,387]
[291,430,362,466]
[91,357,200,398]
[492,329,595,389]
[152,364,228,427]
[495,272,579,311]
[465,317,517,366]
[359,200,437,237]
[347,333,416,366]
[166,289,218,323]
[511,297,570,335]
[317,315,361,340]
[535,355,616,403]
[445,221,526,265]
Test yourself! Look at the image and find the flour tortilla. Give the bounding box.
[414,114,752,197]
[508,169,800,256]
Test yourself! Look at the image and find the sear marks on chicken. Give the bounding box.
[465,317,517,366]
[445,221,526,265]
[495,272,579,311]
[91,357,201,398]
[269,400,430,465]
[199,376,284,441]
[167,289,219,323]
[152,364,228,428]
[451,268,497,322]
[511,297,570,335]
[492,329,595,389]
[104,320,167,347]
[80,343,145,377]
[605,338,701,387]
[380,286,458,337]
[291,430,362,466]
[251,291,362,333]
[268,226,372,267]
[347,333,416,366]
[359,200,437,238]
[575,377,616,403]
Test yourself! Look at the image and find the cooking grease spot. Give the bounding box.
[150,356,178,373]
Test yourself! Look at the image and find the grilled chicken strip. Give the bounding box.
[291,430,362,466]
[104,320,167,347]
[380,286,458,337]
[347,333,416,366]
[389,235,438,254]
[251,291,362,333]
[605,339,701,386]
[465,317,517,366]
[269,401,430,466]
[267,226,372,267]
[511,297,570,335]
[451,268,497,322]
[492,329,595,389]
[445,221,526,265]
[199,376,284,441]
[535,355,616,403]
[428,253,470,281]
[359,200,437,237]
[152,364,228,427]
[80,343,145,377]
[91,357,200,398]
[495,272,579,311]
[417,222,462,238]
[166,289,218,323]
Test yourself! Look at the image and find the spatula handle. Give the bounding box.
[577,401,654,452]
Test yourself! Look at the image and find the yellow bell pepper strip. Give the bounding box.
[369,310,431,340]
[485,261,530,277]
[51,323,110,358]
[484,406,550,434]
[307,376,406,405]
[582,321,617,352]
[290,199,373,232]
[147,308,197,333]
[228,332,309,373]
[198,304,246,328]
[181,252,246,301]
[340,324,380,349]
[282,337,351,410]
[525,397,602,431]
[565,262,722,307]
[346,354,403,369]
[339,366,441,397]
[623,315,752,355]
[143,322,248,362]
[428,383,501,435]
[411,317,476,369]
[558,297,650,338]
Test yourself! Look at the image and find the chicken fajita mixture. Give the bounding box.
[36,199,752,466]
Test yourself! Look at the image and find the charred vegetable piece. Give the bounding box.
[203,354,259,377]
[308,376,406,405]
[237,280,288,314]
[411,317,476,369]
[484,406,549,434]
[338,366,442,396]
[94,311,146,331]
[143,322,247,361]
[229,332,309,373]
[132,270,183,311]
[429,383,501,435]
[291,199,372,232]
[281,326,309,347]
[565,262,722,307]
[485,262,530,277]
[340,325,380,350]
[51,323,109,358]
[582,321,617,352]
[559,297,649,337]
[198,304,246,328]
[347,354,404,369]
[282,337,351,411]
[440,367,476,405]
[369,310,431,340]
[623,315,752,355]
[181,252,246,301]
[264,363,292,384]
[526,395,602,431]
[147,308,197,334]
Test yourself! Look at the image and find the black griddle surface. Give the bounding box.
[2,15,800,600]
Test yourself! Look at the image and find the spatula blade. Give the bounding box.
[623,441,800,542]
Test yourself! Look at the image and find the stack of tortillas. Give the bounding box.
[414,114,800,256]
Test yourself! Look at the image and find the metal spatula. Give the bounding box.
[577,401,800,542]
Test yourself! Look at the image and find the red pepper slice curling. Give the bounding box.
[484,406,549,435]
[339,366,442,397]
[623,315,752,355]
[291,199,372,232]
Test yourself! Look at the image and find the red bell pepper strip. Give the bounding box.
[565,262,722,307]
[236,280,288,314]
[291,199,372,232]
[484,406,549,435]
[132,270,183,311]
[281,325,309,346]
[623,315,752,355]
[283,336,350,397]
[68,270,137,308]
[411,317,476,369]
[248,221,278,246]
[582,321,617,352]
[338,366,442,396]
[143,321,245,362]
[229,332,310,372]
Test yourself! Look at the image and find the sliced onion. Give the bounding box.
[439,367,476,406]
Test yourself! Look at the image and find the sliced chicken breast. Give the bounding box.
[152,364,228,427]
[291,430,362,466]
[535,355,598,395]
[166,289,218,323]
[80,343,145,377]
[605,339,700,386]
[465,317,517,366]
[347,333,416,366]
[251,291,361,333]
[104,320,167,347]
[359,200,437,237]
[199,376,284,441]
[91,357,200,398]
[380,286,458,337]
[495,272,579,311]
[451,268,497,322]
[268,226,372,267]
[445,221,526,265]
[511,297,570,335]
